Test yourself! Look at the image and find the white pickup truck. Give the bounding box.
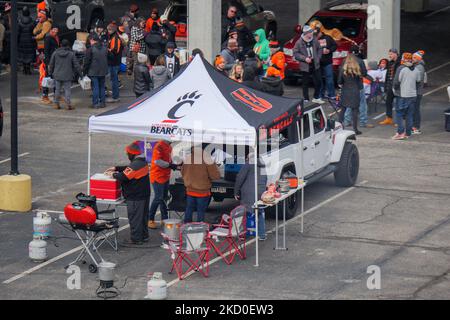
[170,102,359,219]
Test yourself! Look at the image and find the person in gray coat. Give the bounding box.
[412,51,426,134]
[48,39,82,110]
[220,38,239,71]
[83,34,109,108]
[234,152,267,240]
[150,55,170,89]
[293,25,323,103]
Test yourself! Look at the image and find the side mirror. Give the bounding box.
[294,24,302,34]
[326,119,335,132]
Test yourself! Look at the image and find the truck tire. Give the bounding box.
[334,142,359,187]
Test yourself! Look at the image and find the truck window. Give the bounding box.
[312,109,325,134]
[300,114,311,139]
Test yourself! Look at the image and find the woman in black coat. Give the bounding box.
[337,54,363,135]
[18,7,36,74]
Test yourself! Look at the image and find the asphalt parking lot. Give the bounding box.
[0,1,450,300]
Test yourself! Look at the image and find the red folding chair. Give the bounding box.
[162,222,210,280]
[208,205,247,265]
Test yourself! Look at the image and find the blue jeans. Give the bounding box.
[148,182,169,221]
[247,209,266,239]
[184,196,210,223]
[90,76,106,106]
[320,63,335,98]
[108,65,120,99]
[396,97,416,136]
[345,89,368,126]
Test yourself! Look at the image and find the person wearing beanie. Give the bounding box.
[106,22,123,103]
[379,48,400,125]
[84,33,108,108]
[215,55,228,76]
[159,14,177,45]
[41,26,59,104]
[235,19,255,61]
[134,53,151,97]
[267,40,285,80]
[48,38,81,110]
[33,10,52,51]
[148,140,179,229]
[412,50,426,134]
[18,6,36,75]
[391,52,421,140]
[163,42,180,78]
[293,25,323,103]
[105,142,151,245]
[120,4,140,36]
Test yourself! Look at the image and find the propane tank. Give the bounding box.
[33,212,51,238]
[146,272,167,300]
[29,236,48,262]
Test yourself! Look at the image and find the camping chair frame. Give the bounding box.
[162,222,210,280]
[207,205,247,265]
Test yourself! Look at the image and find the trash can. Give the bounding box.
[445,109,450,132]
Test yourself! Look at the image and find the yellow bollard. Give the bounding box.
[0,174,32,212]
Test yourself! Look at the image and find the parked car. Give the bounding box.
[283,1,368,84]
[162,0,277,48]
[171,102,359,219]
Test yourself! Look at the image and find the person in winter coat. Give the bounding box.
[0,21,5,70]
[106,141,151,245]
[148,140,178,229]
[159,15,177,46]
[293,25,323,103]
[379,48,400,125]
[1,3,11,68]
[150,55,170,89]
[253,28,270,73]
[310,20,338,99]
[412,50,426,135]
[145,28,164,65]
[120,4,140,35]
[128,17,146,75]
[106,22,123,103]
[145,8,161,33]
[86,20,108,48]
[243,50,262,77]
[220,38,239,71]
[266,40,285,80]
[235,19,255,61]
[41,26,59,104]
[18,7,36,75]
[234,152,268,241]
[222,5,238,43]
[337,54,364,135]
[48,39,81,110]
[391,53,421,140]
[242,67,264,91]
[133,53,151,97]
[33,10,52,50]
[181,146,221,223]
[163,42,180,79]
[84,34,108,108]
[261,69,284,96]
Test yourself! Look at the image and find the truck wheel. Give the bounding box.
[334,142,359,187]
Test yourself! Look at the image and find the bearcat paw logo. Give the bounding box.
[177,91,202,103]
[167,91,203,120]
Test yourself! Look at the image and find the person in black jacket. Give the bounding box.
[242,67,264,91]
[134,53,151,97]
[18,7,36,75]
[106,22,123,103]
[221,5,238,44]
[42,27,59,104]
[159,15,177,46]
[106,142,151,245]
[379,48,400,125]
[145,27,164,65]
[163,42,180,79]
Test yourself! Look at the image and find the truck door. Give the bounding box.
[298,113,315,177]
[311,108,332,171]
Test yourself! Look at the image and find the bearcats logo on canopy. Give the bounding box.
[163,91,202,123]
[231,88,272,114]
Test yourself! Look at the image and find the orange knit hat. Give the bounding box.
[215,55,225,67]
[125,141,142,156]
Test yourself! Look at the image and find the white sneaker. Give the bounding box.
[312,98,325,104]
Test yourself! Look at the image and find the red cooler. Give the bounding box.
[90,174,122,200]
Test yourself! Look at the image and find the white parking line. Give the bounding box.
[32,179,87,203]
[373,112,386,120]
[427,61,450,74]
[166,181,368,288]
[0,152,31,165]
[423,82,450,97]
[2,223,130,284]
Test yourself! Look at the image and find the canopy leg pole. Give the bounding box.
[254,143,259,267]
[87,133,92,194]
[297,119,305,233]
[144,137,148,162]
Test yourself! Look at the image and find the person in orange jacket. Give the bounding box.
[148,140,180,229]
[266,40,285,79]
[145,8,161,33]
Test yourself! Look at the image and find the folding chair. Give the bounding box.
[162,222,210,280]
[208,205,247,265]
[63,202,118,273]
[167,184,186,220]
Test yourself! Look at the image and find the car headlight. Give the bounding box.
[283,48,293,56]
[333,51,349,59]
